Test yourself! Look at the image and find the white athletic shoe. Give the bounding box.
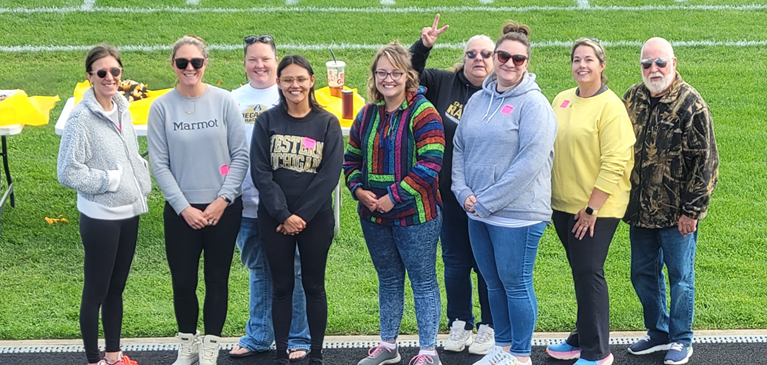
[199,334,221,365]
[472,346,530,365]
[172,331,200,365]
[443,320,473,352]
[469,324,495,355]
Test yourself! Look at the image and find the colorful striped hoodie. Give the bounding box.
[344,87,445,226]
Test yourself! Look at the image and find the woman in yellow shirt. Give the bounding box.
[545,38,635,365]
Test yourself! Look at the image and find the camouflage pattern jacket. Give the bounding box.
[622,72,719,229]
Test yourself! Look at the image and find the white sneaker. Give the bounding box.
[472,346,530,365]
[469,324,495,355]
[172,331,200,365]
[443,320,473,352]
[199,334,221,365]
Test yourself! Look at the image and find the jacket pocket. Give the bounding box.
[467,165,496,196]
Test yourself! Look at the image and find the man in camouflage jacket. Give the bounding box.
[622,37,718,365]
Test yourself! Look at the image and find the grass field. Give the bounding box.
[0,0,766,340]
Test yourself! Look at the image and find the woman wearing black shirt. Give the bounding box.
[250,54,344,365]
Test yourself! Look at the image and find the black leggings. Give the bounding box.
[260,207,334,359]
[164,198,242,336]
[552,210,620,361]
[79,214,140,364]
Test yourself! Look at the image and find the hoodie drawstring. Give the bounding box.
[481,95,506,124]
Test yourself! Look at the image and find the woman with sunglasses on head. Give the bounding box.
[147,35,248,365]
[544,38,635,365]
[345,41,445,365]
[250,54,343,365]
[58,44,151,365]
[410,13,496,355]
[452,21,557,365]
[229,34,313,362]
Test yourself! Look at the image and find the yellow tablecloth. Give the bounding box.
[0,90,59,127]
[314,86,365,129]
[73,81,171,125]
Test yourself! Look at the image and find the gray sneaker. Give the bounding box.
[409,352,441,365]
[357,344,401,365]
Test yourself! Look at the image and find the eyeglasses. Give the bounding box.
[466,50,493,59]
[89,67,122,78]
[641,58,669,69]
[375,70,405,81]
[279,76,310,86]
[244,34,274,45]
[495,51,528,67]
[173,58,205,70]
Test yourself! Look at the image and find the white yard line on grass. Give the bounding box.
[286,0,299,5]
[2,4,767,14]
[185,0,201,5]
[380,0,396,5]
[479,0,493,4]
[576,0,590,9]
[2,40,767,53]
[80,0,95,11]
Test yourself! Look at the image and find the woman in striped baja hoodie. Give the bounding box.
[344,41,446,365]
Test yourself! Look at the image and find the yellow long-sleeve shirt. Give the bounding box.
[551,87,635,218]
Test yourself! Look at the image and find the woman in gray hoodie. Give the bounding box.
[452,21,557,365]
[57,44,151,365]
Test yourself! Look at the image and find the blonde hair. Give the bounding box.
[496,21,532,57]
[171,35,209,60]
[571,37,608,84]
[367,41,420,103]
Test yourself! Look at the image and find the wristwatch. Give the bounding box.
[585,205,599,215]
[222,196,232,204]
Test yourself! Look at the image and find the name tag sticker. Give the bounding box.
[560,100,570,108]
[500,104,514,115]
[220,164,229,175]
[302,137,317,149]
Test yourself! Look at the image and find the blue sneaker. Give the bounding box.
[573,353,613,365]
[664,343,693,365]
[546,341,581,360]
[627,335,671,355]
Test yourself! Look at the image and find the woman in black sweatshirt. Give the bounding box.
[250,54,344,365]
[410,14,497,354]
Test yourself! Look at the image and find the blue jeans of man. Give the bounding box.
[630,225,697,347]
[359,211,442,350]
[468,219,546,357]
[441,198,492,330]
[235,217,310,351]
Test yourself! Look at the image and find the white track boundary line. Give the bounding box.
[80,0,96,11]
[2,40,767,53]
[2,4,767,14]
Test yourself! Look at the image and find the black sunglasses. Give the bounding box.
[495,50,528,67]
[244,34,274,45]
[174,58,206,70]
[641,58,669,69]
[466,50,493,59]
[90,67,122,78]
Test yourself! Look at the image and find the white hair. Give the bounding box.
[640,37,675,61]
[464,35,494,53]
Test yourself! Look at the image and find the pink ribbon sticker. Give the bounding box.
[500,104,514,115]
[220,164,229,175]
[560,100,570,108]
[302,137,317,150]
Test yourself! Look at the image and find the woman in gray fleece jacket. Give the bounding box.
[452,22,557,365]
[57,45,151,365]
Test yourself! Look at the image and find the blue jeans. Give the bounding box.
[359,211,442,350]
[235,217,310,351]
[468,219,546,357]
[441,198,492,330]
[630,225,697,347]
